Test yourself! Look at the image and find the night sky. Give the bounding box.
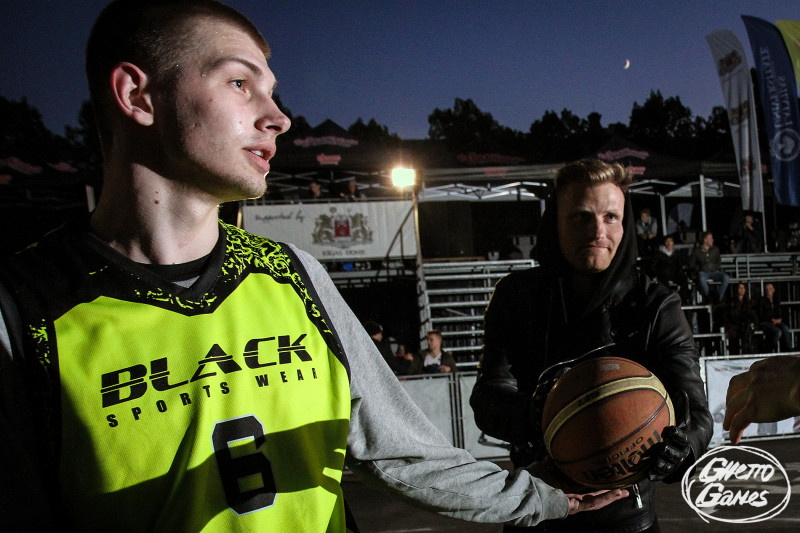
[2,1,798,140]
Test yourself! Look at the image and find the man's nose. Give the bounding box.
[256,98,291,135]
[588,217,605,239]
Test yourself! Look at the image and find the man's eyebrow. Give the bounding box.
[206,56,264,77]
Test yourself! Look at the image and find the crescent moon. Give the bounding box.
[624,59,631,69]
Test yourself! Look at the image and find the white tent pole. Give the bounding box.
[659,194,666,238]
[699,174,707,231]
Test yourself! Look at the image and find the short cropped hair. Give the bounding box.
[425,329,443,339]
[86,0,269,150]
[553,158,633,197]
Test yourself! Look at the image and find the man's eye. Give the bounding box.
[232,80,245,90]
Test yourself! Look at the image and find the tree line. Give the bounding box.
[0,89,737,189]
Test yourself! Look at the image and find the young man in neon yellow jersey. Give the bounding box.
[0,1,625,530]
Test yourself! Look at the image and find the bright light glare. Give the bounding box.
[391,167,416,188]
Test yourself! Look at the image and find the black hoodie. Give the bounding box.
[472,188,712,533]
[533,190,639,321]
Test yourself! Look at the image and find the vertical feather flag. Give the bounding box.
[706,30,764,212]
[776,20,800,92]
[743,16,800,207]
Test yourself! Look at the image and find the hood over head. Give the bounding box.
[534,179,638,317]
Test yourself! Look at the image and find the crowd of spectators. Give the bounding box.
[635,208,796,356]
[275,178,372,202]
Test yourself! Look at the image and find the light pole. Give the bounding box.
[391,167,429,351]
[391,167,422,271]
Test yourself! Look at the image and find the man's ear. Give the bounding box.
[110,62,155,127]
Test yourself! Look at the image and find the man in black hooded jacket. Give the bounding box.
[471,159,712,532]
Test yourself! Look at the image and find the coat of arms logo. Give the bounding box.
[312,207,373,248]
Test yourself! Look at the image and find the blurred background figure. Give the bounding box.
[758,282,794,353]
[635,207,658,257]
[689,231,730,304]
[341,178,366,201]
[730,211,763,253]
[724,283,758,355]
[408,329,457,374]
[650,235,690,303]
[364,320,409,375]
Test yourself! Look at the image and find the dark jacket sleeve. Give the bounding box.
[441,351,458,373]
[470,274,538,445]
[645,288,713,475]
[0,280,56,530]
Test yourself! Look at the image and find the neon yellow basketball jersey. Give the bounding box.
[2,223,353,532]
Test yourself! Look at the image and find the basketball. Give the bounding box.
[541,356,675,489]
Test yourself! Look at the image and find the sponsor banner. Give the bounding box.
[703,356,800,446]
[706,30,764,212]
[776,20,800,92]
[242,201,417,261]
[743,16,800,207]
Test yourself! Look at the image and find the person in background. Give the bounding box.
[364,320,409,375]
[303,179,327,201]
[0,1,625,530]
[471,158,712,533]
[408,329,457,374]
[650,235,689,303]
[757,282,794,353]
[635,207,658,257]
[724,283,758,355]
[689,231,730,304]
[394,341,415,367]
[730,212,763,254]
[340,178,365,201]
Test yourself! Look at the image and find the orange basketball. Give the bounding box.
[541,357,674,489]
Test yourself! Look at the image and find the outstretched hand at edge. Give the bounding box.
[724,355,800,444]
[566,489,629,515]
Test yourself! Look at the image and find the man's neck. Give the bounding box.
[567,271,601,312]
[90,166,222,265]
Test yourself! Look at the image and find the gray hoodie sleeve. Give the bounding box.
[288,245,569,526]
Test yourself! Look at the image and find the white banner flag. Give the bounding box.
[706,30,765,213]
[242,200,417,261]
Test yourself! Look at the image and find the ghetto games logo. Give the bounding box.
[681,445,791,524]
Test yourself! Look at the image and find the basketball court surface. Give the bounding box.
[343,436,800,532]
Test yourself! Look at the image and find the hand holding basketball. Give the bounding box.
[647,425,691,482]
[541,357,675,489]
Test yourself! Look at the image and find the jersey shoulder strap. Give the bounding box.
[278,241,350,381]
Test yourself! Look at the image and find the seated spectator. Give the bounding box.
[364,320,409,375]
[408,329,457,375]
[689,231,730,303]
[757,282,794,353]
[731,212,764,253]
[303,179,328,201]
[650,235,689,302]
[725,283,758,355]
[635,207,658,257]
[394,341,415,369]
[340,178,366,201]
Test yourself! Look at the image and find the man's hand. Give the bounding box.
[525,457,630,514]
[648,426,691,482]
[724,356,800,444]
[566,489,629,515]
